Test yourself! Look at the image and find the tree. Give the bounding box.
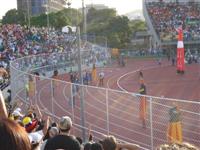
[129,20,147,33]
[31,14,47,27]
[2,9,25,25]
[107,33,121,48]
[87,8,116,23]
[30,8,81,29]
[105,16,131,48]
[86,8,133,48]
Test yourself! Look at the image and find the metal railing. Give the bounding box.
[10,54,200,150]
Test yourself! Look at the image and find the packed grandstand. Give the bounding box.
[146,1,200,41]
[0,0,200,150]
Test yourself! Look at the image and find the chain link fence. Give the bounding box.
[10,53,200,150]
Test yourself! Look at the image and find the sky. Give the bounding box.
[0,0,142,19]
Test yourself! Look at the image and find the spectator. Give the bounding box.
[100,135,140,150]
[11,107,24,123]
[91,142,103,150]
[44,116,81,150]
[84,142,92,150]
[40,127,59,150]
[0,90,31,150]
[0,118,31,150]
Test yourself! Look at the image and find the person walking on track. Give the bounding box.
[98,71,105,86]
[138,79,147,128]
[92,64,97,83]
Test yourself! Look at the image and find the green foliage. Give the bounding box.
[87,8,132,48]
[86,8,117,36]
[107,33,121,48]
[2,8,81,28]
[87,8,116,24]
[31,8,81,28]
[31,14,47,27]
[2,9,25,25]
[106,16,131,48]
[129,20,147,33]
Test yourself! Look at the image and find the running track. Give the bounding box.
[18,58,200,149]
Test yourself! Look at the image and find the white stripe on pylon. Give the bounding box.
[177,41,184,48]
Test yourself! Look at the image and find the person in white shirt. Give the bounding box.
[98,71,104,86]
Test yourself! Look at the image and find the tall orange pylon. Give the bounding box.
[176,26,185,74]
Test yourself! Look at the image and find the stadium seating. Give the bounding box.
[146,2,200,42]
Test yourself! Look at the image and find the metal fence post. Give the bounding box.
[71,83,75,122]
[51,80,54,116]
[149,97,154,150]
[70,82,75,135]
[77,27,86,141]
[106,89,109,135]
[35,76,37,106]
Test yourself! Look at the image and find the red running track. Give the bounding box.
[24,58,200,149]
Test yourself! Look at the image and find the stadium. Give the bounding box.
[0,0,199,150]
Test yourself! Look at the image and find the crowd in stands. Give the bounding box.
[146,1,200,41]
[0,24,75,90]
[0,24,110,91]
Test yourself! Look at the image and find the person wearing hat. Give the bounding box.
[23,116,38,133]
[11,108,24,122]
[167,102,183,144]
[138,79,147,128]
[44,116,81,150]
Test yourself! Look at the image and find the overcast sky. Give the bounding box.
[0,0,142,19]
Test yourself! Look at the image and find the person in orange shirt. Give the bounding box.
[92,64,97,83]
[138,79,147,128]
